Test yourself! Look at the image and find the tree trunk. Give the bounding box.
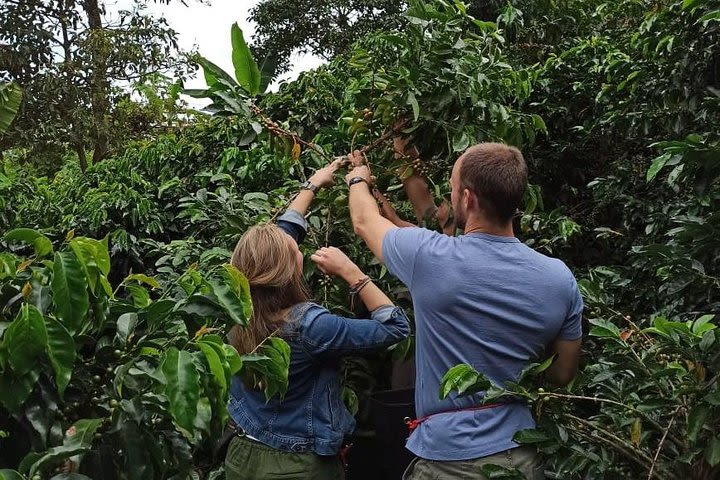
[82,0,110,165]
[61,0,87,173]
[76,143,88,172]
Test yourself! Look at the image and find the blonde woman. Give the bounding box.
[225,160,410,480]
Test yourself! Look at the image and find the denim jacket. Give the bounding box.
[228,302,410,455]
[227,209,410,455]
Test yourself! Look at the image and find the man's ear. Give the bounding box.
[463,188,475,210]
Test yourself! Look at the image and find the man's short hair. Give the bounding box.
[459,143,528,223]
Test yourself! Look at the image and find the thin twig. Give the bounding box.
[322,208,333,304]
[250,104,332,162]
[648,405,682,480]
[607,307,653,342]
[358,118,411,155]
[249,326,282,355]
[567,414,660,474]
[269,191,300,222]
[542,392,684,447]
[569,418,653,471]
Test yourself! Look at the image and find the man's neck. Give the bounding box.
[463,216,514,237]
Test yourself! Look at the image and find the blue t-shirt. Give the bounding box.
[382,227,583,461]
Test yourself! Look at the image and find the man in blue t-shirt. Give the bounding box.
[344,143,583,479]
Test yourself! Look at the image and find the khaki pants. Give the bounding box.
[403,446,544,480]
[225,435,345,480]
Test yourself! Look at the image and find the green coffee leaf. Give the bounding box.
[51,251,89,335]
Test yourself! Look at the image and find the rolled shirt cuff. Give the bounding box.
[370,304,400,323]
[277,208,308,231]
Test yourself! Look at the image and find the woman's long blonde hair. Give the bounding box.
[228,224,310,354]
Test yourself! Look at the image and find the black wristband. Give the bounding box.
[348,176,369,188]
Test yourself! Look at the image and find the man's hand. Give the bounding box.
[347,150,366,168]
[309,158,343,189]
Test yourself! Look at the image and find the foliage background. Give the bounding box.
[1,0,719,478]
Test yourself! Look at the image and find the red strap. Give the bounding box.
[404,403,505,432]
[339,442,353,467]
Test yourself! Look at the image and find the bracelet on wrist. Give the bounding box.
[349,276,372,311]
[347,176,369,188]
[300,180,319,193]
[349,275,371,294]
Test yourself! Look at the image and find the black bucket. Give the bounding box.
[370,388,416,480]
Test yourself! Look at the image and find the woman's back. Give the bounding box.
[228,301,409,455]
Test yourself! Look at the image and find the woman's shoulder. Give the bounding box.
[281,302,327,332]
[289,301,328,321]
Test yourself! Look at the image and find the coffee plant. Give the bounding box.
[1,0,719,478]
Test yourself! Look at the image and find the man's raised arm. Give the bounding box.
[345,151,397,262]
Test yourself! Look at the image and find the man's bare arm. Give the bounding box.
[345,153,396,262]
[545,338,582,387]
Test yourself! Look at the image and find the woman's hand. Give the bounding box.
[310,247,363,283]
[308,158,343,189]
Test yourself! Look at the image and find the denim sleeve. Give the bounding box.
[276,209,308,244]
[297,303,410,358]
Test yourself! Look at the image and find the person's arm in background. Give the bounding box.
[372,188,417,228]
[394,135,437,223]
[545,277,584,386]
[544,338,581,386]
[394,135,456,235]
[276,158,343,244]
[345,152,397,262]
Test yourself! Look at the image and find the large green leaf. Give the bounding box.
[241,337,290,401]
[27,419,102,477]
[439,364,492,399]
[3,304,47,376]
[4,228,53,258]
[69,237,110,295]
[706,436,720,467]
[223,343,243,375]
[646,153,670,182]
[45,316,76,397]
[230,23,261,96]
[160,347,200,432]
[198,340,227,398]
[513,428,552,444]
[195,55,238,90]
[257,53,279,94]
[51,251,90,335]
[116,312,138,345]
[221,264,252,320]
[588,318,621,339]
[0,470,24,480]
[0,369,40,412]
[0,82,22,134]
[208,267,252,327]
[123,273,160,289]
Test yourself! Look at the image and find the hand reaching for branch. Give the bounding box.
[347,149,367,168]
[373,189,417,228]
[310,246,363,283]
[309,158,344,188]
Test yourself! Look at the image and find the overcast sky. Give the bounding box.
[110,0,324,91]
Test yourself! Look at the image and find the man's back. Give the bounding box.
[383,227,583,461]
